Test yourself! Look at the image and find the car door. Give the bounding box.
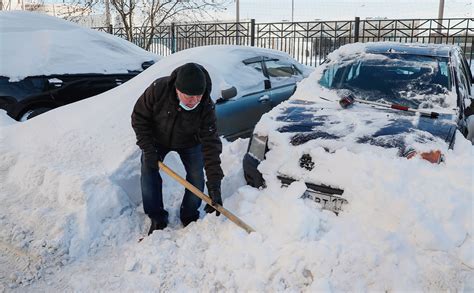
[215,59,273,140]
[263,59,304,106]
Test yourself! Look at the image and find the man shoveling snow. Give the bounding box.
[131,62,224,235]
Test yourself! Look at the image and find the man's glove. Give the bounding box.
[143,149,160,170]
[204,181,222,216]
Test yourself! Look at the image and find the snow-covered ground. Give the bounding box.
[0,44,473,291]
[1,91,473,291]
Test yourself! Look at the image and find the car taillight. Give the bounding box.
[402,149,444,164]
[420,150,443,164]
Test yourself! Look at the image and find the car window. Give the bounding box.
[453,53,470,109]
[319,54,456,110]
[264,60,302,78]
[246,61,265,74]
[455,50,472,95]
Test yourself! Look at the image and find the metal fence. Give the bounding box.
[93,17,474,66]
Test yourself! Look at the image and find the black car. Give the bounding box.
[243,42,473,213]
[0,71,157,121]
[0,11,159,121]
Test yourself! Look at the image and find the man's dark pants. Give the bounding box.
[140,144,204,227]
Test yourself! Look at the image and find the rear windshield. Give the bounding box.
[319,53,454,109]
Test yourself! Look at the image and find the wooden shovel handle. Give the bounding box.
[158,161,256,234]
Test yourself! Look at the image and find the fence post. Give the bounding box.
[170,22,176,53]
[250,19,255,46]
[236,21,240,45]
[354,17,360,43]
[107,24,113,34]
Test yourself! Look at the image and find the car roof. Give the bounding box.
[363,42,454,58]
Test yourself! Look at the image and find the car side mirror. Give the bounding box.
[264,79,271,90]
[221,86,237,100]
[141,60,155,70]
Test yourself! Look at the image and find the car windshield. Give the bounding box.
[319,53,454,110]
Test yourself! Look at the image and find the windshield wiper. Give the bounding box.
[351,98,440,118]
[332,91,440,119]
[320,94,442,119]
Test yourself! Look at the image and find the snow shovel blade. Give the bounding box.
[157,161,256,234]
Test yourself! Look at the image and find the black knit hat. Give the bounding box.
[175,63,206,95]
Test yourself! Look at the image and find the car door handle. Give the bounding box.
[259,95,270,103]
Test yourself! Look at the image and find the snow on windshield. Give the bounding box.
[319,52,457,110]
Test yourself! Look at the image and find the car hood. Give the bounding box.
[272,99,457,153]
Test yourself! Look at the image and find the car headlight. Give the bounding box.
[248,134,268,162]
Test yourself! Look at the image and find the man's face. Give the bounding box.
[176,89,203,108]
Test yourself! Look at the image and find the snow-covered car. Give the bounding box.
[243,42,473,212]
[153,45,313,140]
[0,11,160,121]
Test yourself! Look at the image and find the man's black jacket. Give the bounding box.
[131,65,224,183]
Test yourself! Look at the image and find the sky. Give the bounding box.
[18,0,472,25]
[217,0,472,22]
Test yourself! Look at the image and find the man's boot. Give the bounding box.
[148,218,167,235]
[180,210,200,227]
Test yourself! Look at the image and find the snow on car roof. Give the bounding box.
[0,11,160,81]
[326,42,454,61]
[364,42,453,57]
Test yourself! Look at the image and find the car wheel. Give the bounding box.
[20,107,52,121]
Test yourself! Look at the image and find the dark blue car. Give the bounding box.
[151,45,313,140]
[243,42,473,213]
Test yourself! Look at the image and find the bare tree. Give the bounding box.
[24,0,45,12]
[27,0,232,50]
[110,0,232,50]
[24,0,100,25]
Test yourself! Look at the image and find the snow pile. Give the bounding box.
[0,110,15,127]
[0,11,159,81]
[0,43,472,290]
[99,132,472,292]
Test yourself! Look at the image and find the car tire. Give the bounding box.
[20,107,52,121]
